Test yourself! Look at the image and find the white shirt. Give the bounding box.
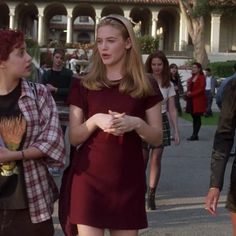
[158,82,176,113]
[205,76,212,90]
[69,58,79,74]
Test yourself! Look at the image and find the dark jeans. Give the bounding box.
[191,113,202,137]
[0,209,54,236]
[205,90,213,115]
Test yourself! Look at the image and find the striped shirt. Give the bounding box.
[19,79,66,223]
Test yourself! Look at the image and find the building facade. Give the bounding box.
[1,0,236,55]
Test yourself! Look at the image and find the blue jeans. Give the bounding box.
[205,90,213,115]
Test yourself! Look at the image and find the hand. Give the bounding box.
[94,113,114,131]
[102,110,126,136]
[106,110,139,134]
[46,84,57,93]
[174,86,178,91]
[174,132,180,145]
[187,91,191,96]
[205,187,220,216]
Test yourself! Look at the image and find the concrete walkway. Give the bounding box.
[52,103,234,236]
[142,117,232,236]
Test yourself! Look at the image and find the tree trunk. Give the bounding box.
[191,20,209,68]
[179,0,209,68]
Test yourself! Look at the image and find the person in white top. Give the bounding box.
[144,50,180,210]
[204,68,217,117]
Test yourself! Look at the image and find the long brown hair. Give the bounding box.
[82,14,154,97]
[145,50,171,88]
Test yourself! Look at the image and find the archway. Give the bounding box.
[0,3,9,29]
[15,3,38,39]
[44,3,67,46]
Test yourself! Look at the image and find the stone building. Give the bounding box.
[1,0,236,56]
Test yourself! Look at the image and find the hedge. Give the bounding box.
[209,60,236,78]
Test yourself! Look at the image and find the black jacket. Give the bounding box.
[210,79,236,190]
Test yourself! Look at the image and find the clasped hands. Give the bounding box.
[96,110,136,136]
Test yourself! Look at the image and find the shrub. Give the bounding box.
[209,60,236,78]
[25,38,40,62]
[137,35,159,54]
[48,40,64,48]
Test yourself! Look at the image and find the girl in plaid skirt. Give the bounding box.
[144,51,180,210]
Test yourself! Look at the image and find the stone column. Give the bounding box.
[151,18,157,38]
[124,9,130,20]
[179,12,189,51]
[9,9,15,29]
[94,9,102,39]
[37,13,44,46]
[66,14,73,44]
[151,10,159,38]
[210,13,221,53]
[158,27,164,50]
[94,8,102,40]
[35,5,45,46]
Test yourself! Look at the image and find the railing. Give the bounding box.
[164,50,193,58]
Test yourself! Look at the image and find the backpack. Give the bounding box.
[27,80,38,100]
[27,80,39,111]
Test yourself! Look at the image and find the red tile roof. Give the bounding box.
[84,0,178,4]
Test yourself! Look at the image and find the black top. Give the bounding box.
[170,75,183,95]
[0,81,28,209]
[42,67,73,102]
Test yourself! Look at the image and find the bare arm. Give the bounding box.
[68,105,116,146]
[168,96,180,145]
[140,102,163,146]
[0,147,45,162]
[69,105,96,146]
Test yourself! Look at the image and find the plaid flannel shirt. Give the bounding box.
[19,79,66,223]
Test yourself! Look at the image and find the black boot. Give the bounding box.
[187,135,199,141]
[147,187,156,210]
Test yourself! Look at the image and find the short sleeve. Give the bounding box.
[67,78,87,112]
[145,79,163,110]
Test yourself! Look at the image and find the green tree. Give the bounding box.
[25,38,40,65]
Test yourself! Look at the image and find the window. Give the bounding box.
[51,15,62,22]
[80,16,89,23]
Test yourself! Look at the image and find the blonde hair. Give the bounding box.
[82,14,154,97]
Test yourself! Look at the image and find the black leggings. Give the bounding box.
[191,114,202,137]
[0,209,54,236]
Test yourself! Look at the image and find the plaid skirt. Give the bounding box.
[149,112,171,149]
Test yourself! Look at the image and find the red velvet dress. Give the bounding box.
[67,79,162,229]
